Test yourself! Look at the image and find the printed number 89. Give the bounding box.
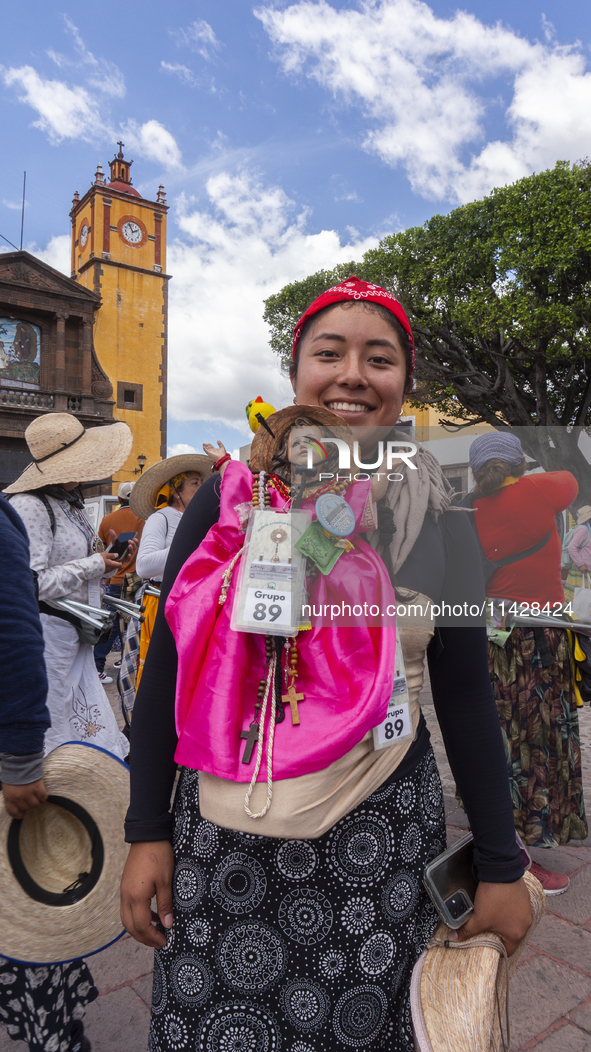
[384,719,404,740]
[253,602,282,623]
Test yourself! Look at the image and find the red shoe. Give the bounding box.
[529,860,570,896]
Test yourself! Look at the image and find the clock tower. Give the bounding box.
[70,144,169,485]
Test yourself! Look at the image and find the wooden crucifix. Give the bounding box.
[240,721,259,764]
[282,682,305,726]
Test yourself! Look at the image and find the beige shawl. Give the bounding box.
[376,441,453,574]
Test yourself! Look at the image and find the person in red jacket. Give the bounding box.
[469,432,586,895]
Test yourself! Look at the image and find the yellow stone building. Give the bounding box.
[70,144,169,489]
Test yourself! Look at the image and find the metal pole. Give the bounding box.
[19,171,26,251]
[0,233,19,250]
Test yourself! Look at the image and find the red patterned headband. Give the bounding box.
[292,275,415,373]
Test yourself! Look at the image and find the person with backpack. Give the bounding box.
[468,432,586,895]
[3,413,132,761]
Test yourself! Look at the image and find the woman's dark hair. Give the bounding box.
[472,457,527,496]
[290,300,413,393]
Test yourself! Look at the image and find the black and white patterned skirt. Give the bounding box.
[149,746,446,1052]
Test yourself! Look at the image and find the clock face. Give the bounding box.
[121,221,143,244]
[79,224,88,247]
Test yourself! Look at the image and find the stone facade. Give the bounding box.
[0,251,115,490]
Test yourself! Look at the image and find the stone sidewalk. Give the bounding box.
[2,652,591,1051]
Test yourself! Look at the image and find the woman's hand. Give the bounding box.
[2,778,48,819]
[101,550,124,573]
[450,877,533,957]
[120,840,175,948]
[203,440,226,465]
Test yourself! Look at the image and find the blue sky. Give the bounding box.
[2,0,591,457]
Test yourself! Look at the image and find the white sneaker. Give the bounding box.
[98,672,113,684]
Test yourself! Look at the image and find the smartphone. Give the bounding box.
[108,532,135,561]
[423,833,477,929]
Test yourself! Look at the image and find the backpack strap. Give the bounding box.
[34,492,57,536]
[493,531,552,568]
[6,491,57,535]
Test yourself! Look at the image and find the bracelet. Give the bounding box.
[212,453,232,472]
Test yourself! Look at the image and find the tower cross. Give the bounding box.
[117,141,125,157]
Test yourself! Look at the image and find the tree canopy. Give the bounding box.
[263,161,591,500]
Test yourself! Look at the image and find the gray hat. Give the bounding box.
[469,432,524,473]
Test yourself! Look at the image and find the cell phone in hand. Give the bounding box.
[108,532,135,561]
[423,833,477,929]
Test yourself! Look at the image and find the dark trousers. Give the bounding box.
[94,583,122,673]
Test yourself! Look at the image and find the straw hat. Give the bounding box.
[3,413,132,494]
[411,869,545,1052]
[0,742,129,965]
[249,404,352,473]
[130,453,211,520]
[577,506,591,525]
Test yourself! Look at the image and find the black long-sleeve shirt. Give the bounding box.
[125,475,523,884]
[0,496,50,764]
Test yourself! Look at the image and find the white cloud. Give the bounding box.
[2,199,22,211]
[161,62,196,86]
[2,65,108,144]
[172,19,220,60]
[32,234,70,275]
[256,0,591,203]
[167,442,199,456]
[121,119,183,170]
[58,17,126,98]
[167,170,375,429]
[2,65,182,169]
[2,22,179,168]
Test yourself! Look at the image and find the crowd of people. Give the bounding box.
[0,275,588,1052]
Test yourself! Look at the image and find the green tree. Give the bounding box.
[263,161,591,502]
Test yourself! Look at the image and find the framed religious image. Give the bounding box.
[0,319,41,387]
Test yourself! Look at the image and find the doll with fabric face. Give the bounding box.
[203,413,388,502]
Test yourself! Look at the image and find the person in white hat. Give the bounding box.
[3,413,132,762]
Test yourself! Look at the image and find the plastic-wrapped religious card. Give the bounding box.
[231,508,311,636]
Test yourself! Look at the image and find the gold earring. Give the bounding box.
[293,397,297,404]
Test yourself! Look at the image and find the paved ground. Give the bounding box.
[3,651,591,1051]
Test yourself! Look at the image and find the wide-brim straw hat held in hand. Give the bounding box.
[0,743,130,965]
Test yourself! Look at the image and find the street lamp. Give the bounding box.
[134,454,147,475]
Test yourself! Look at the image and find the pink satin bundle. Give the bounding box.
[165,461,396,782]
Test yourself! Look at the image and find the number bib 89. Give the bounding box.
[372,702,413,750]
[243,588,292,627]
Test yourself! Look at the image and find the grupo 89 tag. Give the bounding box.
[372,702,412,750]
[243,588,292,626]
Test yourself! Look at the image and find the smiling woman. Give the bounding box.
[121,276,533,1052]
[292,291,415,432]
[294,300,409,422]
